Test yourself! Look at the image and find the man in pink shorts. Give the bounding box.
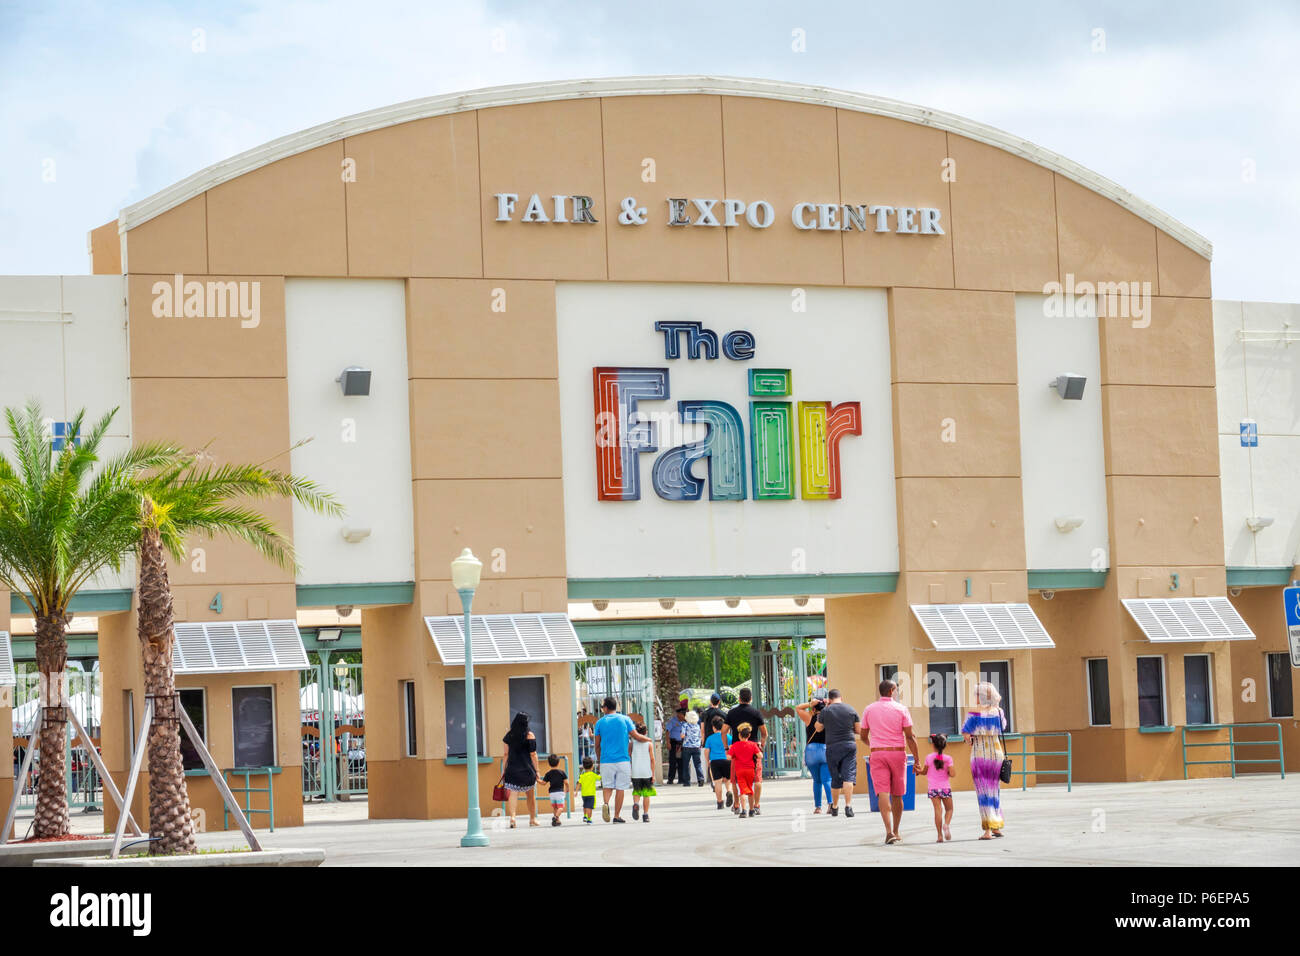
[860,678,921,845]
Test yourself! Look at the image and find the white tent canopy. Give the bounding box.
[299,682,364,719]
[13,690,102,733]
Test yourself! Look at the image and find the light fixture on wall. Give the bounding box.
[1246,516,1274,533]
[592,599,609,611]
[659,598,676,610]
[725,598,741,608]
[793,595,810,607]
[317,627,342,643]
[335,605,354,618]
[1049,374,1087,400]
[1229,587,1243,597]
[1039,590,1056,601]
[336,366,372,396]
[341,526,371,543]
[1054,516,1085,533]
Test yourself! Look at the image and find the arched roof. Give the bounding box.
[118,75,1211,259]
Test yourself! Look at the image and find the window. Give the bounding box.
[1184,654,1213,725]
[178,689,207,771]
[1267,653,1294,718]
[1086,659,1111,726]
[232,686,276,767]
[925,663,959,737]
[402,680,418,757]
[508,676,549,753]
[979,661,1013,731]
[1137,656,1166,728]
[880,664,898,687]
[444,678,486,759]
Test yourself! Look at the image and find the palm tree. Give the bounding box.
[134,454,340,854]
[0,403,177,838]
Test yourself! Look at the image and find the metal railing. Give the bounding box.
[223,767,276,832]
[1181,722,1285,779]
[1003,731,1072,792]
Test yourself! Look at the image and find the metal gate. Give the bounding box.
[573,652,652,763]
[751,640,805,777]
[11,663,104,815]
[300,652,365,801]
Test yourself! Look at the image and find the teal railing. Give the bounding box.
[1003,731,1072,792]
[496,754,573,820]
[1181,723,1285,779]
[223,767,276,832]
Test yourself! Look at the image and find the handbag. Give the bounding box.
[492,776,508,802]
[996,709,1013,785]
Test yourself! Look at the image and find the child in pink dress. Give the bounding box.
[914,732,956,842]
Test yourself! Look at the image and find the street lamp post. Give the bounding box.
[451,548,488,847]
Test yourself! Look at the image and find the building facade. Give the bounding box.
[1,78,1297,827]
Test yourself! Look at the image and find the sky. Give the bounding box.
[1,0,1297,300]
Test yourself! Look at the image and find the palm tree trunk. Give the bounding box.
[137,504,197,855]
[651,642,680,776]
[33,611,71,838]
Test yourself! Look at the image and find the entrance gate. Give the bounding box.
[751,641,805,777]
[573,652,652,764]
[300,651,365,801]
[11,664,103,816]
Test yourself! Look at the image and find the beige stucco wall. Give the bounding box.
[107,88,1223,804]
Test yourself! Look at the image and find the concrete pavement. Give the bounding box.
[36,773,1292,866]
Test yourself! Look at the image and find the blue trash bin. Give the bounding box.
[866,754,915,812]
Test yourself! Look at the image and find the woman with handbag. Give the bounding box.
[501,711,540,828]
[961,682,1009,840]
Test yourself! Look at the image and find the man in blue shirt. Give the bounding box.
[594,696,653,823]
[664,703,687,784]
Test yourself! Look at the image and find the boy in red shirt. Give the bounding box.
[728,723,762,818]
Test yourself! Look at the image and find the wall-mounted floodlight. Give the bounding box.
[317,627,342,643]
[1246,516,1274,533]
[341,526,371,543]
[1049,374,1087,400]
[336,366,372,396]
[1054,516,1086,533]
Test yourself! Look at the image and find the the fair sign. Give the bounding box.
[557,283,898,580]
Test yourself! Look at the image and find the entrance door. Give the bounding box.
[300,652,366,801]
[750,641,804,777]
[574,653,652,762]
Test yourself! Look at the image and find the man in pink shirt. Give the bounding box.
[860,678,921,845]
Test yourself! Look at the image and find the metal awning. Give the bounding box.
[0,631,14,686]
[910,604,1056,651]
[173,620,310,674]
[425,613,587,665]
[1122,598,1256,643]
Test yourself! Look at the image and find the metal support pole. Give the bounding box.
[176,699,262,851]
[459,588,488,847]
[794,638,808,779]
[66,702,141,836]
[711,640,721,694]
[319,649,335,801]
[111,699,153,859]
[1,706,42,844]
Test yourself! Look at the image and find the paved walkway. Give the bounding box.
[40,774,1292,866]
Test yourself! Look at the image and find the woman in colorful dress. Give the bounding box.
[961,682,1007,840]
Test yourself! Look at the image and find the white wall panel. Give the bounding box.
[1014,293,1108,571]
[556,283,896,580]
[285,279,414,586]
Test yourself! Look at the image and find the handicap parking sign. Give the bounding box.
[1285,586,1300,667]
[1241,419,1258,447]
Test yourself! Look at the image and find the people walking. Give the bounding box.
[795,697,832,813]
[542,753,569,827]
[501,711,540,829]
[703,716,732,809]
[962,681,1008,839]
[861,679,921,845]
[815,689,860,818]
[725,688,767,814]
[665,704,685,784]
[728,723,762,817]
[594,696,653,823]
[629,721,657,822]
[915,733,955,842]
[680,710,704,787]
